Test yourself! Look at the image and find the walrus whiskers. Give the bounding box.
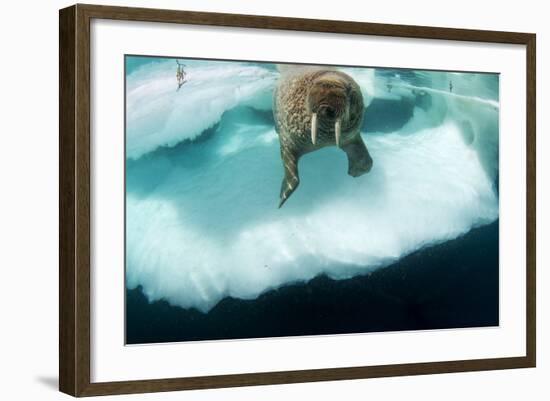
[335,118,341,147]
[311,113,318,145]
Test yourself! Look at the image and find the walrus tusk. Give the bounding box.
[311,113,317,144]
[335,118,341,147]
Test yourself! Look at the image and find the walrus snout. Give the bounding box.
[319,105,338,120]
[309,94,348,146]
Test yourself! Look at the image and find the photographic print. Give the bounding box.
[124,56,499,345]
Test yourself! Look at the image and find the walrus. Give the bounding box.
[273,67,373,207]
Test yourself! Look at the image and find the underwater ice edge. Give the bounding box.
[125,57,499,313]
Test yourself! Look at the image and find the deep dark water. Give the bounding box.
[126,220,498,344]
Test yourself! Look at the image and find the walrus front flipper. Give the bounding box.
[342,135,373,177]
[279,146,300,208]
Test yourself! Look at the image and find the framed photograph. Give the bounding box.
[59,4,536,397]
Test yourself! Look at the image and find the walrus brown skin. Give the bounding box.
[273,67,373,207]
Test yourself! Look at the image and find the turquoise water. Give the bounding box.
[125,56,499,316]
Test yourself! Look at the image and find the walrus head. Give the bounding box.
[306,71,362,147]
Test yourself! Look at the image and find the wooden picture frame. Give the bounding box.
[59,3,536,397]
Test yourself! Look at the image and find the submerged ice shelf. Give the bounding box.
[125,60,500,312]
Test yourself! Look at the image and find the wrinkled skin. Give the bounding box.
[273,68,373,207]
